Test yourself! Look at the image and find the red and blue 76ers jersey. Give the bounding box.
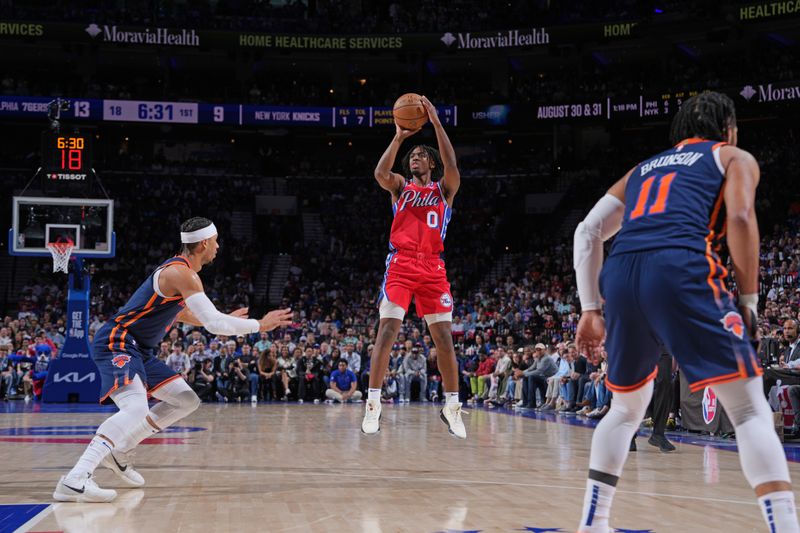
[389,180,452,254]
[610,138,728,258]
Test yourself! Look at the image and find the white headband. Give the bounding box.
[181,223,217,244]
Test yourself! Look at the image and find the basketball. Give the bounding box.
[393,93,428,130]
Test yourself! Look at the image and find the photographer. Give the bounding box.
[227,357,250,403]
[189,359,215,402]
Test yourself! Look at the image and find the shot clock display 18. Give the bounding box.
[41,131,92,180]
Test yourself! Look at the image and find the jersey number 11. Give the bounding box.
[629,172,676,220]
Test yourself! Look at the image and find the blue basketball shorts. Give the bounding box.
[600,248,762,394]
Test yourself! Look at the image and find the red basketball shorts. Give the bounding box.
[378,250,453,318]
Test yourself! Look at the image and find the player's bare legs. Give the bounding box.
[362,318,402,434]
[428,320,466,438]
[427,321,458,392]
[368,318,402,390]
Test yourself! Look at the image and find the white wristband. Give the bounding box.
[739,293,758,317]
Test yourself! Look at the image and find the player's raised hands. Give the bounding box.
[419,96,440,126]
[576,310,606,362]
[258,308,293,332]
[395,122,421,140]
[229,307,249,319]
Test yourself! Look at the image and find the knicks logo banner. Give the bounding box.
[702,386,718,424]
[112,354,131,368]
[720,311,745,339]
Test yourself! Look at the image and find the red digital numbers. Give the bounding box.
[60,149,82,170]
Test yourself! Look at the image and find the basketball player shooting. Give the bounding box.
[361,96,466,439]
[54,217,292,502]
[572,92,799,532]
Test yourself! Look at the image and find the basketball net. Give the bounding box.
[46,238,74,273]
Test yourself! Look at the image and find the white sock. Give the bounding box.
[66,435,114,482]
[445,392,459,405]
[118,417,159,453]
[578,478,616,532]
[758,491,800,532]
[368,388,381,401]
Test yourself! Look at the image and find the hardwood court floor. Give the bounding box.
[0,401,796,533]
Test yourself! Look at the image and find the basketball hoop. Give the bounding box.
[46,238,74,273]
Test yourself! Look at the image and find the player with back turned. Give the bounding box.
[360,96,466,439]
[572,92,799,532]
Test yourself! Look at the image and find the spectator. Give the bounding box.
[388,345,406,402]
[295,346,323,403]
[517,343,557,409]
[239,343,261,403]
[426,348,442,402]
[402,346,427,402]
[472,351,497,403]
[166,343,191,379]
[325,360,362,403]
[382,371,399,403]
[257,347,279,401]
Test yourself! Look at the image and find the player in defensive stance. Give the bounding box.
[54,217,292,502]
[573,92,799,532]
[361,96,465,439]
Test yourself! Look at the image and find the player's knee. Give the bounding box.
[175,389,201,414]
[712,377,770,428]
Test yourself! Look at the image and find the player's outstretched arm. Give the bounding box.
[420,96,460,201]
[375,124,418,198]
[573,172,630,356]
[161,266,292,334]
[721,145,761,329]
[176,306,250,327]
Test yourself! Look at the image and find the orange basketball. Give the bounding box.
[392,93,428,130]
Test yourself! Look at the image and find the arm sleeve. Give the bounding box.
[573,194,626,311]
[184,292,260,336]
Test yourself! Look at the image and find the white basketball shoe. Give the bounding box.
[53,474,117,503]
[102,449,145,487]
[440,402,467,439]
[361,399,382,434]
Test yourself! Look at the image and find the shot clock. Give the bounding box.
[41,131,92,177]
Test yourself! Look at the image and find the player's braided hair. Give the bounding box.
[401,145,444,181]
[180,216,214,254]
[669,91,736,145]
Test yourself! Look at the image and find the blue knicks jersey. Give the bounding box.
[610,138,728,257]
[105,256,190,351]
